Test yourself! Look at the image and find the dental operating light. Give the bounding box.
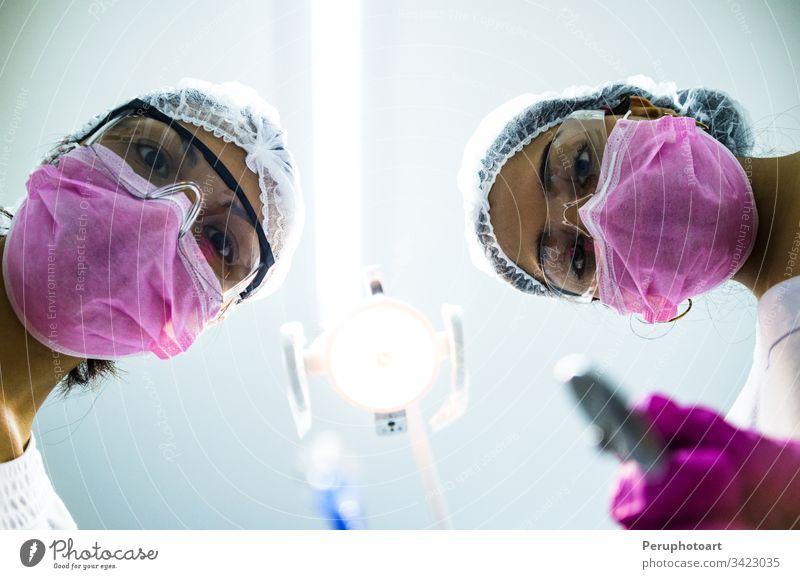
[281,267,468,438]
[280,267,468,529]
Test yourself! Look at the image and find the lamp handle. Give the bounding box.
[280,322,312,439]
[430,304,468,432]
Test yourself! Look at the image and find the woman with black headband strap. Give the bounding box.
[0,78,304,529]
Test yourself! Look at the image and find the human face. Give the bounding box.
[178,120,266,291]
[84,115,266,303]
[488,112,652,298]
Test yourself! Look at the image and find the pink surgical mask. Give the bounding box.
[578,115,757,323]
[2,144,223,359]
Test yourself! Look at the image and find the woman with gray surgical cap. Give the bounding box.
[0,78,303,529]
[459,76,800,529]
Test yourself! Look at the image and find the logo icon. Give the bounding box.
[20,539,46,567]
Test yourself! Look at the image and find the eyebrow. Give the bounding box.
[539,136,553,197]
[225,199,249,222]
[533,136,553,275]
[178,134,199,168]
[535,230,545,276]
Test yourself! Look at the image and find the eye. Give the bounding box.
[573,142,591,187]
[136,143,170,179]
[569,236,586,279]
[538,228,566,291]
[204,225,238,267]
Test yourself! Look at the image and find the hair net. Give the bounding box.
[42,78,304,301]
[458,74,754,296]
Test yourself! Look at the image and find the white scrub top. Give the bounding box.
[728,275,800,439]
[0,433,77,529]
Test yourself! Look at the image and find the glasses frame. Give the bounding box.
[536,108,611,302]
[80,98,274,303]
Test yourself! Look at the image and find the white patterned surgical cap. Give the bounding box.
[43,78,304,301]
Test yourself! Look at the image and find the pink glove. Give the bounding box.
[611,394,800,529]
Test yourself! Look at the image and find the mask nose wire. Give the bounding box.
[562,148,619,238]
[560,192,595,236]
[558,122,621,237]
[144,182,204,238]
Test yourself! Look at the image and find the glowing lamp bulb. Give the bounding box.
[326,300,440,412]
[280,267,467,440]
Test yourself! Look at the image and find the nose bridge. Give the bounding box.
[562,199,581,230]
[187,161,218,195]
[146,182,204,239]
[191,167,235,214]
[547,191,592,235]
[191,190,234,235]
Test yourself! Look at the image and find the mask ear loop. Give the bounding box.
[662,298,693,323]
[628,299,691,339]
[633,298,692,326]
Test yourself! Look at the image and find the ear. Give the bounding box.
[207,299,237,327]
[627,95,678,120]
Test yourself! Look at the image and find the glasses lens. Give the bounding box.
[539,222,596,298]
[540,110,609,299]
[544,110,608,203]
[90,116,262,295]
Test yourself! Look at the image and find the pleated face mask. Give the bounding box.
[572,113,757,322]
[3,143,223,359]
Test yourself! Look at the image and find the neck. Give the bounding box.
[733,152,800,299]
[0,237,82,461]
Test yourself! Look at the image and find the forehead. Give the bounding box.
[486,125,557,279]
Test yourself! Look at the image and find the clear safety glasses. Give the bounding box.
[538,109,611,302]
[82,99,274,303]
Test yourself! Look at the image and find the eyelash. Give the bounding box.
[538,229,565,286]
[537,230,585,282]
[537,230,549,280]
[545,140,591,193]
[574,141,591,187]
[135,139,171,177]
[572,241,585,279]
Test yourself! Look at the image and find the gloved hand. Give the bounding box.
[610,394,800,529]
